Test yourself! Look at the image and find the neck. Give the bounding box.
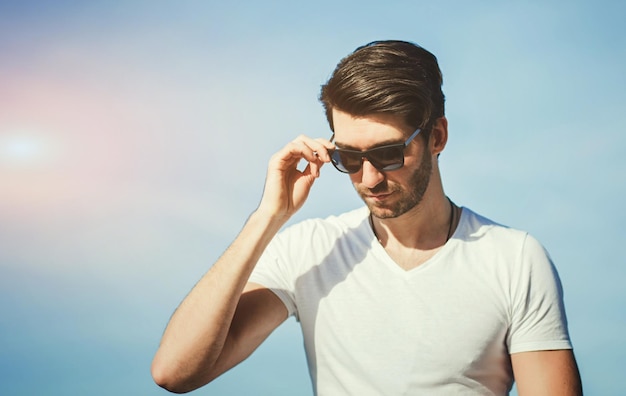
[371,192,456,251]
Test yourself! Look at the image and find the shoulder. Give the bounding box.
[455,207,553,273]
[259,206,372,280]
[459,207,534,247]
[280,206,370,239]
[263,206,371,258]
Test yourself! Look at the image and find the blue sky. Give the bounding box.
[0,1,624,395]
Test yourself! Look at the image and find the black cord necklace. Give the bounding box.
[446,197,456,242]
[370,197,457,245]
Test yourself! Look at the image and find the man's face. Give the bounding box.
[331,109,432,219]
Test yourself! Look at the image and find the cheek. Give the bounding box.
[348,172,361,184]
[402,146,423,167]
[403,145,432,172]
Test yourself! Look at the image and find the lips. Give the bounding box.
[367,192,392,200]
[356,182,396,202]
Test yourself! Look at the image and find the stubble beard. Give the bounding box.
[356,149,433,220]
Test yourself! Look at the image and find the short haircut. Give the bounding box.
[319,40,445,133]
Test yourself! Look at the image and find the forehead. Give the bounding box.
[331,109,411,149]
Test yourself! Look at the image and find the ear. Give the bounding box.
[429,116,448,156]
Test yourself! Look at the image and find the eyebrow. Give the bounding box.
[330,132,407,151]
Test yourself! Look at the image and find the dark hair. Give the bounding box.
[319,40,445,133]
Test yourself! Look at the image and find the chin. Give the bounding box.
[367,203,406,219]
[365,194,423,220]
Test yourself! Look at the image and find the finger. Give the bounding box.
[308,156,323,178]
[311,137,336,162]
[295,136,334,163]
[289,135,328,163]
[315,136,336,149]
[276,135,333,176]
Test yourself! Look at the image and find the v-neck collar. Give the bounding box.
[365,207,466,276]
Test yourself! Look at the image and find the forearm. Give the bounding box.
[151,135,333,392]
[151,209,285,392]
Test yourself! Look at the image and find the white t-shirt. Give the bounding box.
[249,206,572,396]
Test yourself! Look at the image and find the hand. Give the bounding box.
[257,135,334,223]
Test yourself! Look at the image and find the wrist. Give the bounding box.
[249,207,289,234]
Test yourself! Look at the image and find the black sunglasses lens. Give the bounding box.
[331,150,361,173]
[367,145,404,170]
[331,144,405,173]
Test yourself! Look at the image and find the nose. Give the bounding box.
[359,159,385,189]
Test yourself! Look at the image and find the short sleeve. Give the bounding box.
[507,233,572,354]
[248,232,298,318]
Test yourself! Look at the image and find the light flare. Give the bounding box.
[0,129,56,166]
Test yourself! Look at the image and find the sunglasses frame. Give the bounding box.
[329,128,422,174]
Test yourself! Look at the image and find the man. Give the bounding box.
[151,40,582,395]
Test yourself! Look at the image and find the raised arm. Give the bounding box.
[151,136,334,393]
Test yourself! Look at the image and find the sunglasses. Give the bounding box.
[329,128,421,174]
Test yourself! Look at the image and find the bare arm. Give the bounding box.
[512,349,583,396]
[151,136,334,393]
